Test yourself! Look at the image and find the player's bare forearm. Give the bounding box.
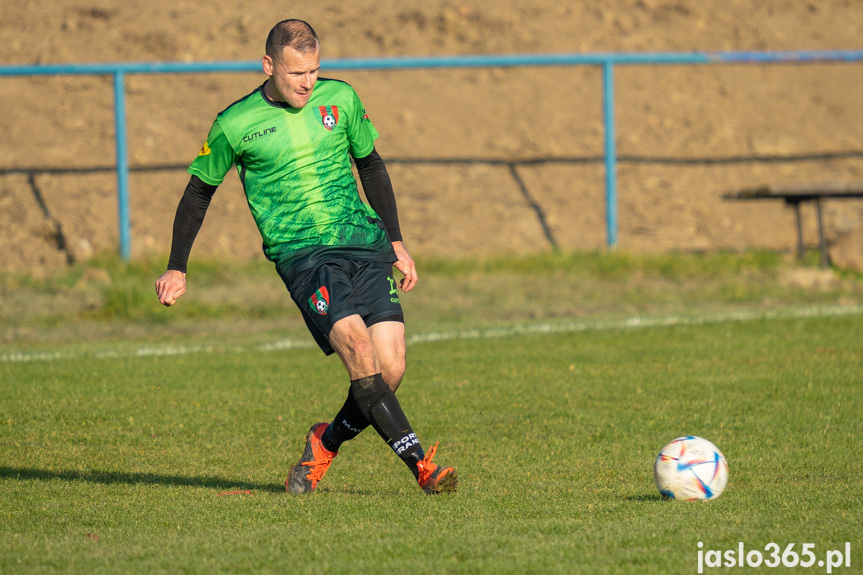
[392,241,418,293]
[155,269,186,306]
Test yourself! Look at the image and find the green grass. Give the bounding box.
[1,251,862,573]
[2,249,862,346]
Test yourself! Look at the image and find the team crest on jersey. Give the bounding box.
[309,286,330,315]
[198,141,211,156]
[318,105,339,131]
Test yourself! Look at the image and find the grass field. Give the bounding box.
[1,252,862,574]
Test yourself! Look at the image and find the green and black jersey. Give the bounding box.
[188,79,395,274]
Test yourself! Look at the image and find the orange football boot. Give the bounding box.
[286,422,337,494]
[417,442,457,494]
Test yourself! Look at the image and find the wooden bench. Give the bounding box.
[723,182,863,267]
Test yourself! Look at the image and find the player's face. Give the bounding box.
[264,45,320,109]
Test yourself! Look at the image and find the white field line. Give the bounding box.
[2,304,862,364]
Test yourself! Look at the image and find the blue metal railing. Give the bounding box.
[3,50,863,259]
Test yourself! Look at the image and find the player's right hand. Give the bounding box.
[391,241,418,293]
[155,270,186,307]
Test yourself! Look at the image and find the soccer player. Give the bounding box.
[154,19,456,495]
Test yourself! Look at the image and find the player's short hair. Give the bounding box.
[266,19,319,60]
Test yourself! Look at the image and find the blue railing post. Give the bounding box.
[602,60,618,249]
[113,70,131,261]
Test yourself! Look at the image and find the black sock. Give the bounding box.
[322,392,369,453]
[350,374,425,479]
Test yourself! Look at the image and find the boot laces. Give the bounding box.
[417,441,440,486]
[302,457,334,486]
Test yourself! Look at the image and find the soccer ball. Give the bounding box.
[654,436,728,501]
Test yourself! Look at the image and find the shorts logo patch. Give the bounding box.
[318,105,339,131]
[387,276,400,303]
[309,286,330,315]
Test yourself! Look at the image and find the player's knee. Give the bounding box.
[332,323,377,367]
[381,357,406,391]
[346,335,376,361]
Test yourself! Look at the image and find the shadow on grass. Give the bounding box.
[0,466,285,493]
[623,493,665,502]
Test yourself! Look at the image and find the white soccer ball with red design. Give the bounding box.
[654,436,728,501]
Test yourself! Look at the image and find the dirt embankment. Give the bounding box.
[2,1,863,275]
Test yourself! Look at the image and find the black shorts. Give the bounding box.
[276,257,404,356]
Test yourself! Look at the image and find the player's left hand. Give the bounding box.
[392,241,418,293]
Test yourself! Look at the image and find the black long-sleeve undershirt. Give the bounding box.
[166,147,402,273]
[167,175,217,272]
[354,147,402,243]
